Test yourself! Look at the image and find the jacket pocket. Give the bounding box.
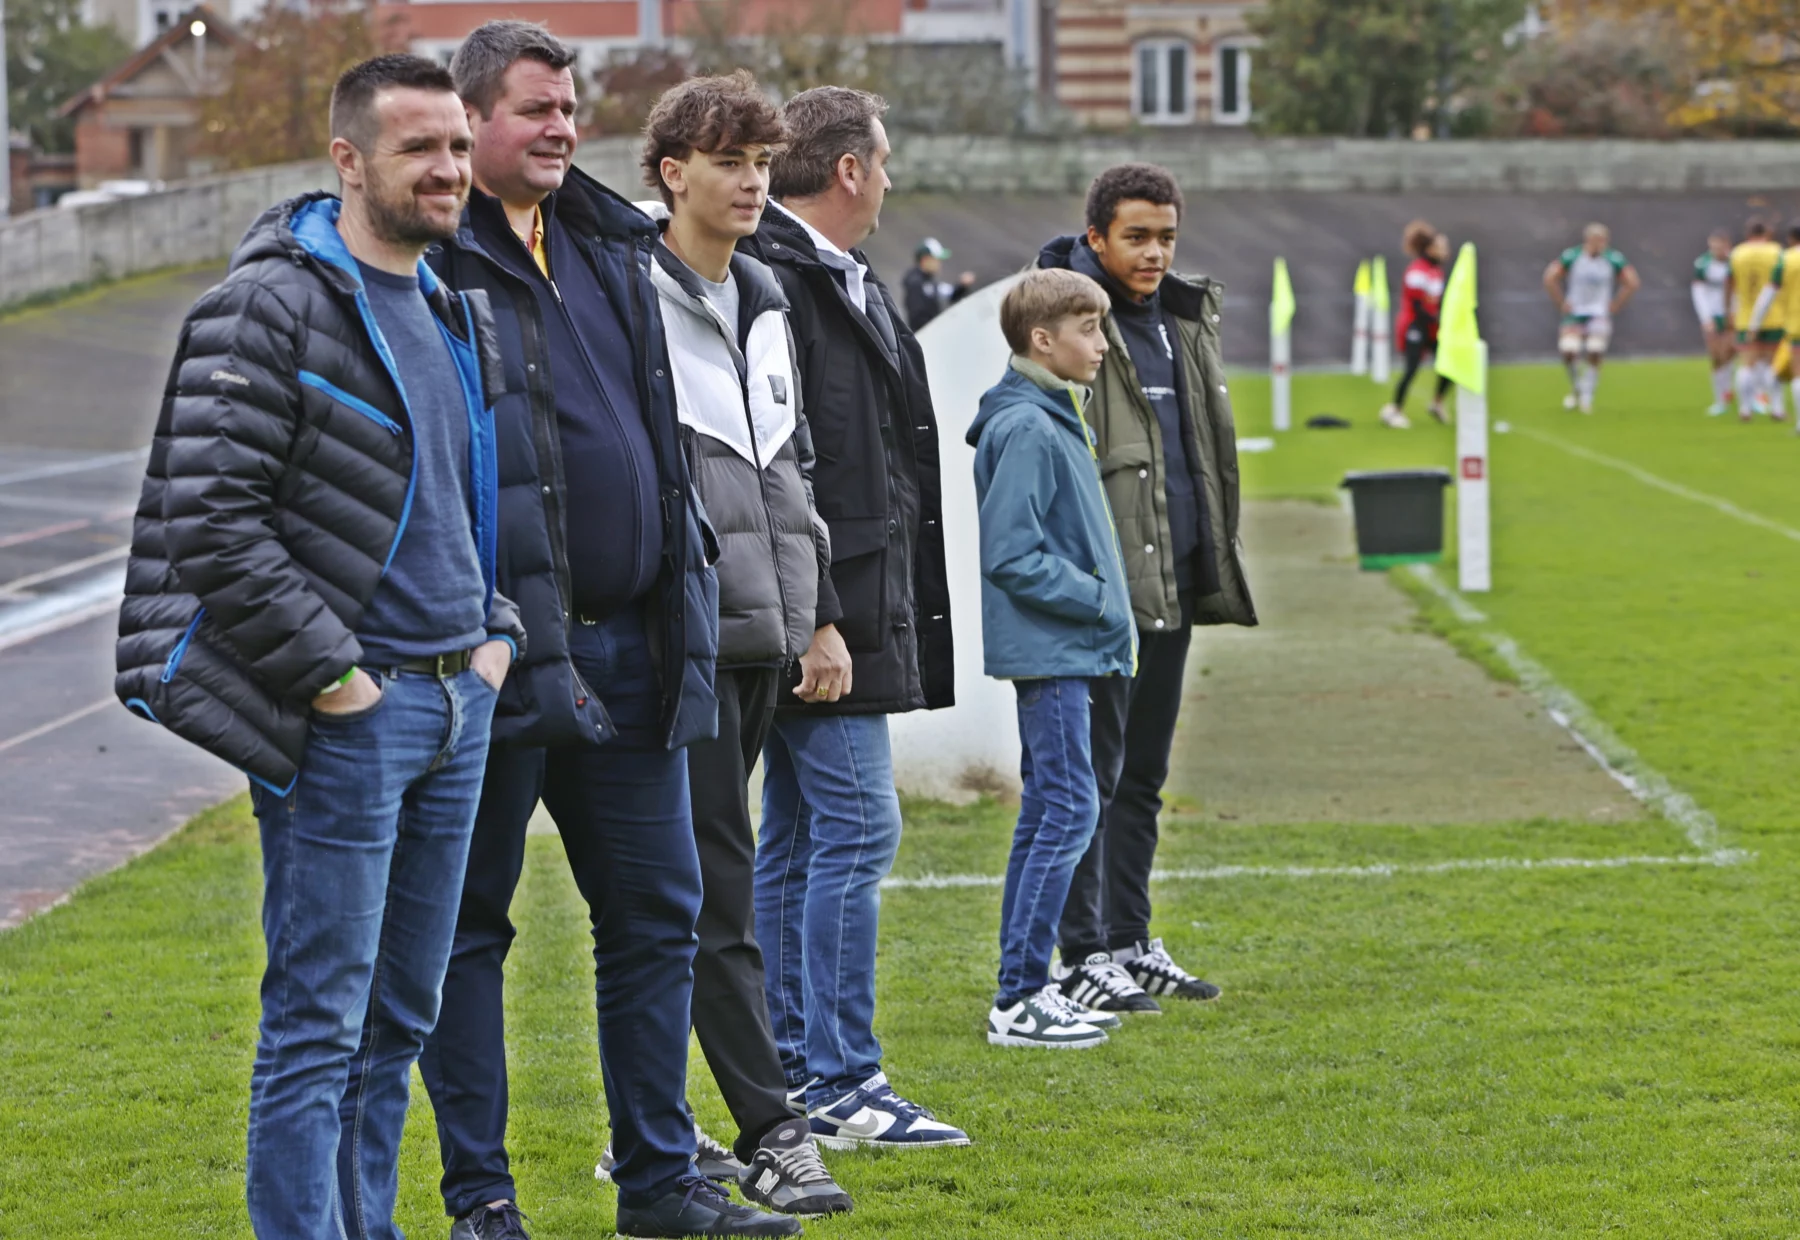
[298,370,403,434]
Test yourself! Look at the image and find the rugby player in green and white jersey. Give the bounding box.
[1691,229,1735,415]
[1543,223,1641,413]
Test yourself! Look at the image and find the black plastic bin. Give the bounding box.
[1340,469,1451,570]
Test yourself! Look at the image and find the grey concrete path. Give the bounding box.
[1167,500,1642,826]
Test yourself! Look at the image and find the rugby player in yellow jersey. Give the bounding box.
[1730,217,1786,421]
[1773,224,1800,431]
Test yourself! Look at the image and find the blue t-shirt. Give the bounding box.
[353,260,489,665]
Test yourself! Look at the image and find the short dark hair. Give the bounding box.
[641,70,786,207]
[452,20,577,119]
[1747,216,1770,238]
[769,86,887,200]
[1787,224,1800,245]
[1084,163,1184,235]
[330,54,457,153]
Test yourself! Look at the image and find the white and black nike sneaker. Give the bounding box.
[1117,937,1222,1001]
[808,1071,971,1150]
[738,1119,854,1215]
[986,985,1110,1049]
[1054,951,1162,1014]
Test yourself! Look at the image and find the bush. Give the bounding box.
[1484,14,1690,137]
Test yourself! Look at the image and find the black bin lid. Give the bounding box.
[1340,468,1452,488]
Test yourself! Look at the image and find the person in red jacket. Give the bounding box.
[1379,221,1452,429]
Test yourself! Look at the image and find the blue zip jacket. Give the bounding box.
[967,359,1136,680]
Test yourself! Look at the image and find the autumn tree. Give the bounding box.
[1248,0,1528,137]
[1483,12,1688,136]
[198,0,377,171]
[5,0,128,152]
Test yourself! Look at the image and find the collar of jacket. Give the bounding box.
[646,233,791,326]
[1009,355,1091,413]
[751,201,873,273]
[1037,232,1220,323]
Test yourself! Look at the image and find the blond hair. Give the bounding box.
[1001,268,1109,355]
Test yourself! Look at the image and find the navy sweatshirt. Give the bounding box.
[474,191,663,619]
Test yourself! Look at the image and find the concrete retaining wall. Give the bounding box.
[5,135,1798,311]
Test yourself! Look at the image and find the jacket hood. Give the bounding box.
[234,191,448,297]
[1037,231,1218,322]
[967,362,1085,448]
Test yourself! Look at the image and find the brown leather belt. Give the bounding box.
[395,649,476,678]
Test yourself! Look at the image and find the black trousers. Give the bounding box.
[687,665,793,1162]
[1394,327,1453,406]
[1058,592,1195,959]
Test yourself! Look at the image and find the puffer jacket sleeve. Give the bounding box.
[785,317,839,630]
[162,279,361,703]
[978,410,1108,624]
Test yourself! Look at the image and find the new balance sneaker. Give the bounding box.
[598,1123,743,1185]
[808,1071,971,1150]
[986,986,1110,1050]
[615,1174,800,1238]
[1054,951,1161,1015]
[738,1118,853,1216]
[449,1201,530,1240]
[1117,938,1222,1002]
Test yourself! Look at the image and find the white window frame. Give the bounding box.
[1132,38,1195,126]
[1214,40,1253,125]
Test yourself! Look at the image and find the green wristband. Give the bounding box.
[330,667,357,691]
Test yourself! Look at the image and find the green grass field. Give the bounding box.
[8,357,1800,1237]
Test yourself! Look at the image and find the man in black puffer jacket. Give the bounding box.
[737,86,964,1152]
[114,57,524,1240]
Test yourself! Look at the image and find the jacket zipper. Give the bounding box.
[721,299,796,662]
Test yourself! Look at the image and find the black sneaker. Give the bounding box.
[738,1118,853,1216]
[1118,937,1222,1001]
[449,1201,530,1240]
[616,1174,801,1237]
[1054,951,1162,1014]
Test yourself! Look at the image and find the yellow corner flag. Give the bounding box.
[1353,259,1370,299]
[1370,255,1390,311]
[1436,241,1485,395]
[1271,257,1296,336]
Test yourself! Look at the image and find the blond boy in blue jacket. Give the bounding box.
[967,268,1137,1050]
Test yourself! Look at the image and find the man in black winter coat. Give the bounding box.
[404,24,790,1240]
[115,56,522,1240]
[738,86,964,1152]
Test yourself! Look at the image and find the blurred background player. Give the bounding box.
[1729,217,1785,421]
[1379,222,1451,430]
[1773,225,1800,431]
[1544,222,1640,414]
[1691,228,1735,416]
[902,237,976,329]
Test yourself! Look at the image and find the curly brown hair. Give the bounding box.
[1402,219,1436,258]
[641,70,786,207]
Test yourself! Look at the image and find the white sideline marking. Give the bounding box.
[0,568,125,653]
[1408,563,1725,855]
[881,850,1745,890]
[0,450,145,489]
[0,696,114,756]
[0,543,129,595]
[1514,425,1800,546]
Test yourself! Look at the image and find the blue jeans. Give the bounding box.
[998,678,1100,1008]
[245,666,494,1240]
[756,713,902,1107]
[420,607,702,1214]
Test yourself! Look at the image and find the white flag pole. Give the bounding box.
[1370,258,1392,384]
[1271,330,1292,432]
[1456,339,1490,593]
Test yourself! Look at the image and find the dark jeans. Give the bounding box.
[756,712,903,1107]
[246,667,495,1240]
[1059,592,1194,959]
[689,666,791,1162]
[418,606,703,1215]
[1394,327,1453,406]
[998,678,1101,1007]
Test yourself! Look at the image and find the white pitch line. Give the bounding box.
[0,543,129,595]
[0,696,115,756]
[1407,563,1723,854]
[0,568,125,653]
[880,850,1746,890]
[0,449,146,489]
[1513,424,1800,546]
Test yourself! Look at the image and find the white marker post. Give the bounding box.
[1351,260,1371,375]
[1456,340,1491,592]
[1271,256,1294,432]
[1369,254,1392,384]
